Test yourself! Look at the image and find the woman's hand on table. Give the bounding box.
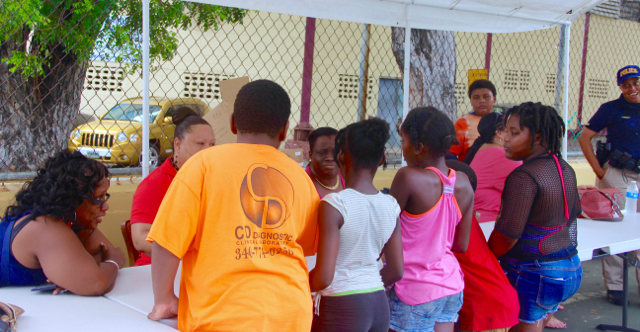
[148,295,179,321]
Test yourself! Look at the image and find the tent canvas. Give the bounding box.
[139,0,608,176]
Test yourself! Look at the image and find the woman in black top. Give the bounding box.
[488,102,582,332]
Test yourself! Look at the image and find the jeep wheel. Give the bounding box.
[136,144,160,168]
[149,145,160,167]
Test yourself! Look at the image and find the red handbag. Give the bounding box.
[577,185,624,221]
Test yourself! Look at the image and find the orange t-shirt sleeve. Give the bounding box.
[297,187,320,256]
[146,162,204,259]
[449,117,468,159]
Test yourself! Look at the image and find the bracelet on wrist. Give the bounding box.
[103,259,120,270]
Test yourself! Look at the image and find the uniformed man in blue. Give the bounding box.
[579,65,640,306]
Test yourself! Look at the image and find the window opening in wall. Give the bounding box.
[455,83,467,105]
[519,71,531,91]
[546,74,556,93]
[588,79,609,99]
[181,73,236,100]
[85,64,124,92]
[338,74,373,100]
[504,70,519,91]
[503,69,530,91]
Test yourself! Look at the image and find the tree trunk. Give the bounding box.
[391,28,457,121]
[0,35,86,172]
[621,0,640,22]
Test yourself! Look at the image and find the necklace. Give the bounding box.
[313,174,341,190]
[170,155,180,172]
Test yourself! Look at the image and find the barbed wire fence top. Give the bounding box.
[2,0,639,178]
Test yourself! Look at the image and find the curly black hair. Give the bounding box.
[401,107,459,158]
[468,79,497,98]
[3,150,110,221]
[308,127,338,152]
[463,112,504,164]
[334,118,390,170]
[173,106,210,142]
[505,102,565,157]
[233,80,291,137]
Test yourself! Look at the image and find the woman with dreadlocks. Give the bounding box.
[488,102,582,332]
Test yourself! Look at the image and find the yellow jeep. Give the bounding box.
[68,96,210,167]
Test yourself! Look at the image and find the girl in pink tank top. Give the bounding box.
[389,107,475,332]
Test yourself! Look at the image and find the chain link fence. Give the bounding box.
[2,1,640,178]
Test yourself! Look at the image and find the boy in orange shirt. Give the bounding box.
[146,80,320,332]
[450,79,497,162]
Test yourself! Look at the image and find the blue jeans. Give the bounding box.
[388,289,463,332]
[501,254,582,324]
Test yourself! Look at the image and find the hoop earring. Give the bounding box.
[65,211,76,228]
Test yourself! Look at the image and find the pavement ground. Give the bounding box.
[550,259,640,331]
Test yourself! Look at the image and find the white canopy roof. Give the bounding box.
[190,0,607,32]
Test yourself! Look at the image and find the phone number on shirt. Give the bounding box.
[235,246,294,260]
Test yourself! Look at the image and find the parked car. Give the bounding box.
[68,96,210,167]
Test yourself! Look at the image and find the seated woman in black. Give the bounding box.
[488,102,582,332]
[0,150,125,295]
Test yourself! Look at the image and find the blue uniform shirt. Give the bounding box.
[586,94,640,158]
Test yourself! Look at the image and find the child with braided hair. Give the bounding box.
[389,107,474,332]
[309,118,404,332]
[488,102,582,332]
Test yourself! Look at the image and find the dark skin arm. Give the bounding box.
[452,172,474,253]
[148,242,180,321]
[379,218,403,287]
[578,127,606,179]
[488,231,519,258]
[309,201,343,292]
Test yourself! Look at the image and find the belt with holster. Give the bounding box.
[597,141,640,174]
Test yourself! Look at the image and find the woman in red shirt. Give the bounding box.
[130,107,215,266]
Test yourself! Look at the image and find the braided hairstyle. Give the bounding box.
[505,102,565,157]
[401,107,459,158]
[463,112,505,164]
[334,118,390,170]
[4,150,110,221]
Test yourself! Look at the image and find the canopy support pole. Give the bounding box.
[357,23,371,121]
[561,22,572,160]
[142,0,150,178]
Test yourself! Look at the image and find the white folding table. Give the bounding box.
[0,286,176,332]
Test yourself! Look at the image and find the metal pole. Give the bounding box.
[484,33,493,79]
[142,0,150,178]
[554,25,566,112]
[401,4,411,167]
[357,24,371,121]
[562,22,572,160]
[300,17,316,126]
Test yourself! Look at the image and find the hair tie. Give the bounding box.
[440,134,453,146]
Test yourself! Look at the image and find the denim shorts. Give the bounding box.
[388,288,463,332]
[501,254,583,324]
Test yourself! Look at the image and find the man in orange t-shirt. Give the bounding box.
[146,80,320,332]
[450,79,497,161]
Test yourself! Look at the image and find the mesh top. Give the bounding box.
[496,155,581,262]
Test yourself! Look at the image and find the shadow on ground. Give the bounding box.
[551,259,640,331]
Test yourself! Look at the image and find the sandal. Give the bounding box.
[546,316,567,329]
